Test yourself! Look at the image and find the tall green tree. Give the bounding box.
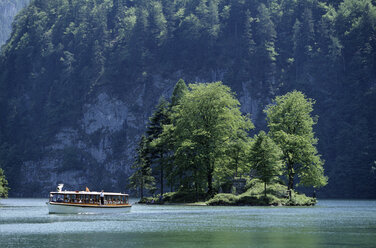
[265,91,328,193]
[171,79,188,107]
[0,168,9,198]
[249,131,282,197]
[226,127,253,179]
[149,79,188,194]
[253,3,277,90]
[129,135,156,199]
[164,79,188,191]
[147,96,170,196]
[172,82,253,197]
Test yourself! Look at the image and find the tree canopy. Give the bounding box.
[265,91,328,191]
[134,80,328,201]
[249,131,283,197]
[128,135,156,199]
[171,82,253,197]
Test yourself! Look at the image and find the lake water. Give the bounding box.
[0,199,375,248]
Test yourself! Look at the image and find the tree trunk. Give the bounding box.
[140,180,144,199]
[195,182,199,203]
[264,182,267,198]
[287,162,294,189]
[160,157,164,197]
[207,164,214,198]
[194,169,199,202]
[287,164,294,200]
[207,173,213,197]
[235,152,239,178]
[288,172,294,191]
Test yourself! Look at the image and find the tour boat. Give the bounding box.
[46,184,131,214]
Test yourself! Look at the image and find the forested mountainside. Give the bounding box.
[0,0,30,46]
[0,0,375,198]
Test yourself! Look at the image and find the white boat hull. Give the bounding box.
[47,202,131,214]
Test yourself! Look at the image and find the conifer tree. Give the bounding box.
[147,96,170,196]
[129,136,155,199]
[165,79,188,190]
[171,79,188,107]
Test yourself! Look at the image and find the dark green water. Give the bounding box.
[0,199,375,248]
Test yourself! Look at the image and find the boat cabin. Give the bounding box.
[49,191,129,205]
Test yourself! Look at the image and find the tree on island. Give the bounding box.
[146,96,170,197]
[227,129,253,179]
[0,168,9,198]
[171,82,253,197]
[129,136,156,199]
[265,91,328,196]
[248,131,282,197]
[154,79,188,193]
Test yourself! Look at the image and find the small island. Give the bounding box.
[130,80,327,206]
[140,179,316,206]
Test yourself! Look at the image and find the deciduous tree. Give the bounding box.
[249,131,282,197]
[265,91,327,194]
[172,82,253,197]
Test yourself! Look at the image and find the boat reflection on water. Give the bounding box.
[46,184,131,214]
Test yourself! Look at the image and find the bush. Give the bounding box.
[286,191,317,206]
[207,180,316,206]
[138,189,207,204]
[139,180,316,207]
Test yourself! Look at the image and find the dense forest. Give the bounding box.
[0,0,375,198]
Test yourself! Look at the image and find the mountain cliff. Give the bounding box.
[0,0,30,46]
[0,0,375,198]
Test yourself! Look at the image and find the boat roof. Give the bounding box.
[50,191,128,196]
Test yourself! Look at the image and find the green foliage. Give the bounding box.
[249,131,283,196]
[265,91,328,190]
[147,96,170,195]
[138,83,325,203]
[0,168,9,198]
[206,179,316,206]
[0,0,375,198]
[171,79,188,107]
[206,193,239,205]
[129,135,156,198]
[171,82,253,196]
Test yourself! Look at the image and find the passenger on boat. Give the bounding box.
[100,190,104,205]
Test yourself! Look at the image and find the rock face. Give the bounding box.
[0,0,29,46]
[13,73,263,197]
